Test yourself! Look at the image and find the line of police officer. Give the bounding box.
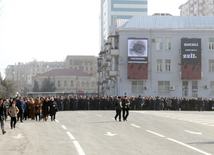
[53,95,214,111]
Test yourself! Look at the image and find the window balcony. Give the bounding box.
[101,62,108,68]
[110,49,119,56]
[108,71,119,77]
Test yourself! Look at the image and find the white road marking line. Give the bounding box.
[131,124,141,128]
[167,138,212,155]
[55,119,59,122]
[66,132,75,140]
[146,130,165,138]
[12,134,23,139]
[73,141,86,155]
[96,114,102,117]
[184,130,202,135]
[105,132,117,137]
[62,125,67,130]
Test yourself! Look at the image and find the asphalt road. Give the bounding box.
[0,111,214,155]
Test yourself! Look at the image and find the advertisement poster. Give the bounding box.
[181,38,201,79]
[127,39,148,79]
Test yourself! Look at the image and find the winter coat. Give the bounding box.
[49,100,57,116]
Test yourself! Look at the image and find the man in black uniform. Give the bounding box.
[114,96,122,122]
[0,98,7,134]
[122,96,130,121]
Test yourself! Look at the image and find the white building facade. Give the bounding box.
[98,16,214,98]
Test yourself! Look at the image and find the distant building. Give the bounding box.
[100,0,148,50]
[33,69,97,93]
[5,55,99,96]
[5,61,65,84]
[179,0,214,16]
[65,55,98,76]
[5,61,65,96]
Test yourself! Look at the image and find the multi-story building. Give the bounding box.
[100,0,148,50]
[5,61,65,95]
[32,69,98,93]
[5,61,65,84]
[5,55,98,95]
[65,55,98,76]
[98,16,214,98]
[179,0,214,16]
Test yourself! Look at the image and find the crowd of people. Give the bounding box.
[1,95,214,134]
[33,95,213,111]
[0,97,58,135]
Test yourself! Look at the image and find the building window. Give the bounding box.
[165,59,171,72]
[81,81,84,87]
[70,60,72,65]
[211,81,214,94]
[209,60,214,72]
[156,37,163,50]
[209,38,214,50]
[192,81,198,97]
[158,81,170,93]
[90,67,93,71]
[132,81,143,94]
[165,37,171,50]
[64,81,67,87]
[92,81,95,87]
[86,67,88,71]
[182,81,188,97]
[86,81,89,87]
[157,59,162,72]
[58,81,60,87]
[79,66,84,72]
[71,81,73,87]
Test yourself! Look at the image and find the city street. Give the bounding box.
[1,111,214,155]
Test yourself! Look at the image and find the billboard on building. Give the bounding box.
[181,38,201,79]
[127,38,148,79]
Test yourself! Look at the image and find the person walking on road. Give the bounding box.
[0,98,7,134]
[8,100,19,129]
[122,96,130,121]
[16,97,26,123]
[114,96,122,122]
[35,97,43,121]
[49,97,57,121]
[42,97,49,121]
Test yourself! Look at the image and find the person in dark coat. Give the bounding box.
[49,97,57,121]
[16,97,26,123]
[3,99,9,121]
[0,98,8,134]
[24,98,29,120]
[73,96,78,110]
[114,96,122,122]
[122,96,130,121]
[42,98,50,121]
[137,95,143,110]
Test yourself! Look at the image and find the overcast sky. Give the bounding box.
[0,0,187,77]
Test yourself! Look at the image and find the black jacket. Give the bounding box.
[0,103,7,119]
[49,100,57,116]
[122,99,130,110]
[115,100,122,110]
